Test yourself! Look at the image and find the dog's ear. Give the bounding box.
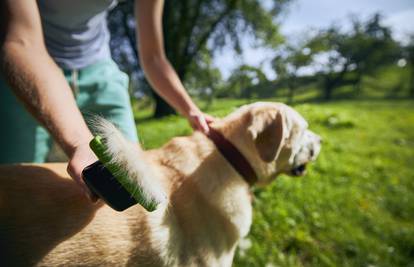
[248,108,285,162]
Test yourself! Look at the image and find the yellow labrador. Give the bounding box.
[0,102,321,267]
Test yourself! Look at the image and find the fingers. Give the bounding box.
[67,145,99,203]
[79,173,99,202]
[187,111,217,134]
[204,114,216,124]
[80,176,99,202]
[67,163,98,202]
[197,116,210,134]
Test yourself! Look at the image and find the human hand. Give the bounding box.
[186,109,215,134]
[67,142,98,202]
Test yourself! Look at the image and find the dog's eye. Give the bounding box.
[310,149,314,157]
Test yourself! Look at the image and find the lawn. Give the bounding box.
[134,99,414,267]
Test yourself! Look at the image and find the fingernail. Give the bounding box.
[86,193,97,203]
[82,188,98,203]
[88,191,99,203]
[90,195,98,203]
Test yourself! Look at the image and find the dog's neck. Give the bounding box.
[191,133,253,239]
[149,131,253,250]
[206,127,258,186]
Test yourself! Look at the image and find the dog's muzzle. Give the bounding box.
[291,164,307,176]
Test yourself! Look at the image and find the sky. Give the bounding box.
[214,0,414,80]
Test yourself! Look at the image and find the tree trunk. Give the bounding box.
[325,86,333,100]
[324,77,334,100]
[153,93,176,118]
[353,72,363,95]
[410,64,414,98]
[323,64,349,100]
[287,78,295,104]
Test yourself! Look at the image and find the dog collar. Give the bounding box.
[207,127,258,186]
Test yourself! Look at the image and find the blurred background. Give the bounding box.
[108,0,413,114]
[109,0,413,266]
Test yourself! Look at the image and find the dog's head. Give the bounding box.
[219,102,321,185]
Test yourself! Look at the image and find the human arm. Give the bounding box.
[135,0,214,133]
[0,0,96,198]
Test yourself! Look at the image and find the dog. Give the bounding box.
[0,102,321,266]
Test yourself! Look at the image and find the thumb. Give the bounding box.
[196,116,210,134]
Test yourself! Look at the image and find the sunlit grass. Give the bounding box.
[134,99,414,267]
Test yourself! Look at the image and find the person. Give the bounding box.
[0,0,214,200]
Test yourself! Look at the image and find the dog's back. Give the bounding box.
[0,134,241,267]
[0,164,98,266]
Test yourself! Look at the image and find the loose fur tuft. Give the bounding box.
[90,117,168,207]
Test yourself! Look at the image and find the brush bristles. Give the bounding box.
[90,118,167,207]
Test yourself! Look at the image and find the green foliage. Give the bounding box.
[402,35,414,97]
[135,98,414,267]
[304,13,401,99]
[272,43,314,103]
[220,65,269,98]
[167,0,289,100]
[109,0,291,117]
[184,48,223,107]
[266,13,406,104]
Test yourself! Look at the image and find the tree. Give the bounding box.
[223,65,268,99]
[307,30,351,100]
[272,45,313,103]
[404,35,414,98]
[108,0,291,117]
[304,13,400,100]
[184,49,223,108]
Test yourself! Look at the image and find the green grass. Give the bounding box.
[134,99,414,267]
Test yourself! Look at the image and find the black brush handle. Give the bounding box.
[82,161,137,211]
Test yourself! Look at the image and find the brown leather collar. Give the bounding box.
[207,127,258,186]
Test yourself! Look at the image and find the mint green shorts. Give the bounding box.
[0,59,138,163]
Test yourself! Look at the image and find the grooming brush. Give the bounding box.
[82,136,163,212]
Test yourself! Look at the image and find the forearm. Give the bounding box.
[1,42,92,156]
[135,0,201,117]
[141,55,199,116]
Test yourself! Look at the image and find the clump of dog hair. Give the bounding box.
[90,117,168,207]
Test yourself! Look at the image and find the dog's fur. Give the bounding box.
[0,102,321,267]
